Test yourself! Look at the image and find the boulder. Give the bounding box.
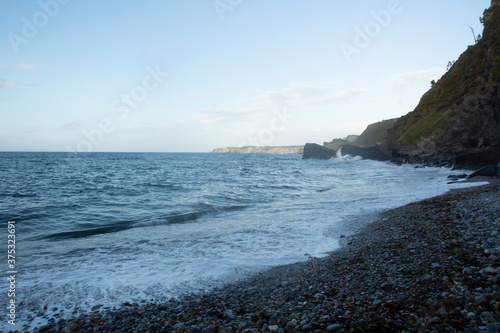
[453,147,500,170]
[302,143,336,160]
[447,174,468,181]
[467,165,499,178]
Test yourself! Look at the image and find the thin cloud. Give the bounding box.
[262,91,291,108]
[385,67,446,87]
[0,79,36,87]
[17,126,44,134]
[305,88,366,106]
[0,63,39,71]
[336,120,375,133]
[197,108,266,124]
[285,83,330,98]
[213,83,363,123]
[57,121,85,131]
[16,63,39,71]
[258,83,360,108]
[0,63,39,87]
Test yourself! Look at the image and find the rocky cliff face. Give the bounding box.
[324,119,398,151]
[383,2,500,168]
[356,118,399,148]
[324,138,357,151]
[212,146,304,154]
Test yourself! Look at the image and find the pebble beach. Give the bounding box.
[29,177,500,333]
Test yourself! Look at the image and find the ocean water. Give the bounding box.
[0,152,478,330]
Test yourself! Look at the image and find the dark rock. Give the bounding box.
[485,267,498,275]
[448,174,468,181]
[339,144,391,161]
[431,263,442,269]
[302,324,313,331]
[224,309,236,320]
[468,165,499,178]
[268,325,279,332]
[454,147,500,170]
[191,325,202,333]
[38,324,55,332]
[326,323,342,331]
[302,143,391,161]
[302,143,336,160]
[475,295,488,305]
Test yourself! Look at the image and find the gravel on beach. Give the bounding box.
[29,178,500,333]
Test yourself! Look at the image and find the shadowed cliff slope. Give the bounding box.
[356,118,399,148]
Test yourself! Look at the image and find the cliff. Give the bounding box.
[324,136,359,151]
[212,146,304,154]
[383,1,500,168]
[323,118,398,151]
[356,118,399,148]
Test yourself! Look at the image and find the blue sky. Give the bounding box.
[0,0,490,152]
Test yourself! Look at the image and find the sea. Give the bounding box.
[0,151,484,330]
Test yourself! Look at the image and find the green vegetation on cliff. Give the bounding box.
[386,3,500,153]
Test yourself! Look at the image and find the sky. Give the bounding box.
[0,0,491,152]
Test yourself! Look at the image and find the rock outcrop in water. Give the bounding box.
[302,143,336,160]
[340,144,391,161]
[302,143,390,161]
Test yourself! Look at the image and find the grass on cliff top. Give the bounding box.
[395,6,500,146]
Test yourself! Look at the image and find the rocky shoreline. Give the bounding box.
[28,178,500,333]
